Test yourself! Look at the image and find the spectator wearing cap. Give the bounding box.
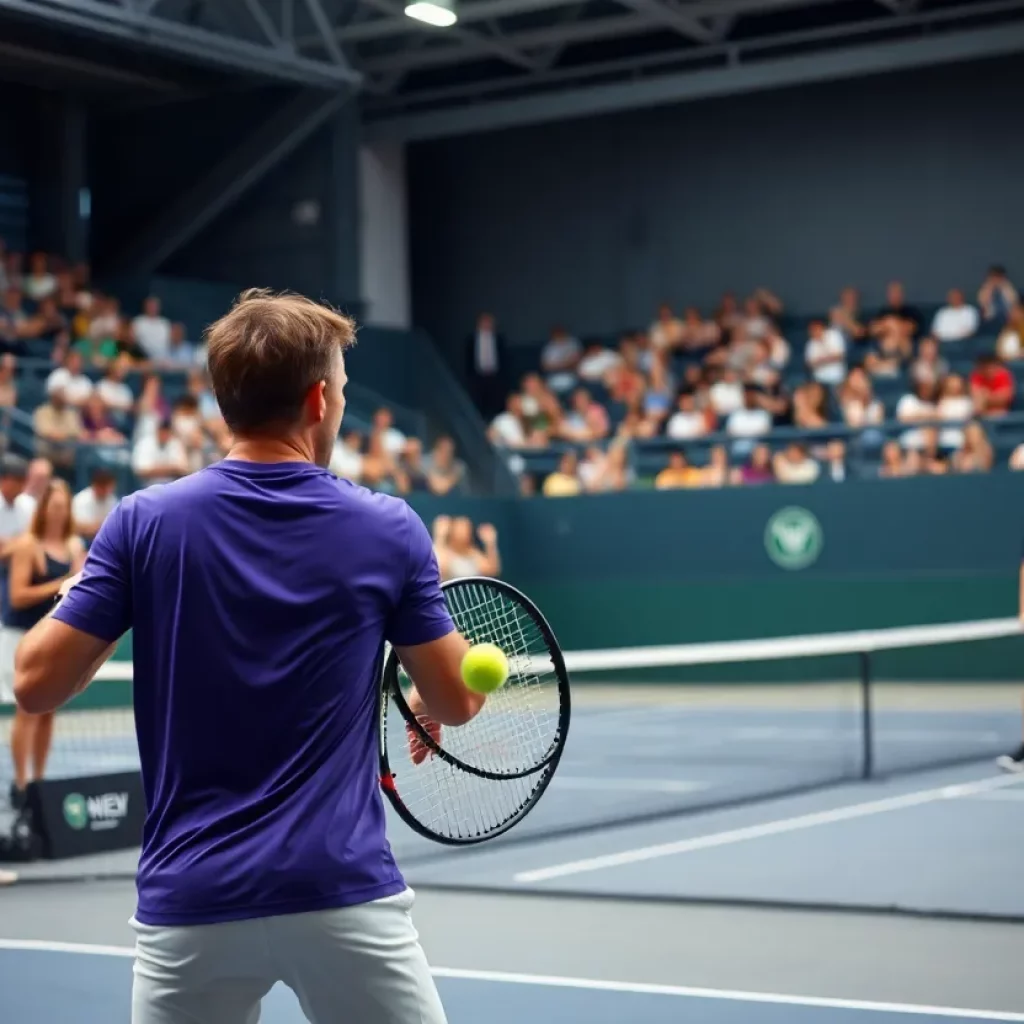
[932,289,980,343]
[132,418,189,486]
[465,312,507,419]
[132,296,172,361]
[72,468,118,541]
[970,354,1015,417]
[978,266,1018,323]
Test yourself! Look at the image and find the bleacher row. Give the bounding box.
[497,307,1024,486]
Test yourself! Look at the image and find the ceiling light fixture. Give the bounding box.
[405,0,457,27]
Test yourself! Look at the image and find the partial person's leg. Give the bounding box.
[29,710,54,781]
[9,709,31,794]
[132,917,276,1024]
[274,889,447,1024]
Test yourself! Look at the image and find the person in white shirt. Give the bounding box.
[896,380,938,450]
[132,295,172,361]
[0,456,34,715]
[96,355,135,414]
[726,388,773,438]
[371,407,406,457]
[650,305,685,351]
[22,252,56,302]
[488,394,527,448]
[773,443,820,485]
[935,375,975,450]
[837,367,884,429]
[577,343,622,382]
[465,312,505,419]
[805,320,846,386]
[708,368,744,418]
[540,327,581,393]
[665,392,708,440]
[71,468,118,540]
[46,350,93,407]
[932,289,979,342]
[330,430,364,482]
[132,420,189,486]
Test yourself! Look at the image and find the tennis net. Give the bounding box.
[1,617,1020,874]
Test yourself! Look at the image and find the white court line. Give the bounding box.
[515,773,1024,883]
[554,777,709,794]
[954,789,1024,803]
[0,940,1021,1020]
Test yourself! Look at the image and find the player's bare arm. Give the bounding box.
[395,629,484,728]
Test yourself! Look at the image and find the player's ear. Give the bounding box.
[304,380,327,424]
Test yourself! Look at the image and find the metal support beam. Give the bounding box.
[0,0,361,87]
[106,90,352,277]
[241,0,283,45]
[302,0,351,67]
[365,19,1024,141]
[615,0,714,42]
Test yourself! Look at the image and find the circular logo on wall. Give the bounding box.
[764,506,823,571]
[62,793,88,831]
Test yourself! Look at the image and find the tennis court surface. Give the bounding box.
[2,622,1023,1020]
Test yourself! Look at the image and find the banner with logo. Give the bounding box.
[27,771,144,860]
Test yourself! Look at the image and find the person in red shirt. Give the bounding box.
[970,354,1015,416]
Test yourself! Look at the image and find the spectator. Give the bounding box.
[936,375,974,450]
[837,367,884,429]
[71,467,118,540]
[0,456,33,558]
[708,367,744,418]
[970,354,1015,417]
[80,393,126,445]
[650,305,685,351]
[952,421,993,474]
[727,386,773,439]
[22,252,56,301]
[542,450,582,497]
[730,444,774,486]
[605,341,646,406]
[399,437,431,493]
[359,432,404,494]
[716,292,742,333]
[330,430,363,482]
[680,307,721,352]
[642,353,675,434]
[186,368,223,431]
[4,250,22,292]
[22,458,52,502]
[132,418,189,485]
[655,450,703,489]
[26,297,69,351]
[0,353,16,408]
[96,355,136,415]
[864,320,912,378]
[577,446,605,492]
[46,349,93,407]
[89,295,122,348]
[424,435,466,496]
[996,305,1024,362]
[1010,443,1024,471]
[773,442,820,485]
[896,379,938,450]
[165,322,199,367]
[978,266,1018,323]
[74,321,119,366]
[823,440,847,482]
[915,428,948,475]
[132,296,172,361]
[666,392,709,440]
[488,394,528,448]
[791,382,829,429]
[371,407,406,458]
[465,312,506,419]
[830,287,866,342]
[582,441,631,493]
[740,295,772,339]
[560,387,609,444]
[909,336,949,388]
[433,516,500,581]
[540,326,581,393]
[805,320,846,386]
[702,445,730,488]
[135,374,171,439]
[577,342,622,382]
[0,287,28,353]
[932,289,979,342]
[170,395,208,471]
[879,440,914,478]
[873,280,921,337]
[35,376,82,457]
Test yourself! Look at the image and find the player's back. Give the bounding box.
[116,460,444,926]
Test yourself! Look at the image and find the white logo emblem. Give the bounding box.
[764,507,823,570]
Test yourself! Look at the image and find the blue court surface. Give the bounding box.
[1,944,1022,1024]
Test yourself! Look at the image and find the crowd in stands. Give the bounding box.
[0,243,467,503]
[480,266,1024,495]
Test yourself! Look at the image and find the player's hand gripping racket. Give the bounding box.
[379,576,570,845]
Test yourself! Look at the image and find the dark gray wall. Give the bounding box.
[409,55,1024,351]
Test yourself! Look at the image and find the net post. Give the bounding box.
[859,650,874,780]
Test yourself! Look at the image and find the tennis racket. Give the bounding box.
[379,576,570,845]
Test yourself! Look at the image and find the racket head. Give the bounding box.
[379,576,570,846]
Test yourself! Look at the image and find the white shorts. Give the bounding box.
[131,887,447,1024]
[0,626,25,706]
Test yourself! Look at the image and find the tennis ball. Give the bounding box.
[461,643,509,694]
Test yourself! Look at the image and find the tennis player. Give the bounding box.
[14,289,484,1024]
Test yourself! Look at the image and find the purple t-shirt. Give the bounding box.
[53,460,454,926]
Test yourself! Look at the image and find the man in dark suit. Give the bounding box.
[465,312,507,420]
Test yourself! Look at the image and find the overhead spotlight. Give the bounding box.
[405,0,457,27]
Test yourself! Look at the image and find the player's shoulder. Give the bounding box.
[329,476,419,533]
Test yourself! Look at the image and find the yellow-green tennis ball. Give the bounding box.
[461,643,509,694]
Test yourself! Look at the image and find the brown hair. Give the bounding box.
[205,288,356,434]
[31,479,74,540]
